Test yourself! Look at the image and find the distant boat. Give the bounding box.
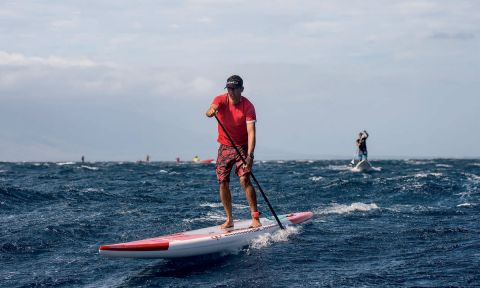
[192,156,214,164]
[351,159,374,172]
[196,158,214,164]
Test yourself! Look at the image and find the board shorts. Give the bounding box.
[216,144,251,183]
[357,151,368,161]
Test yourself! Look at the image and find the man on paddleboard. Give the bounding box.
[206,75,261,229]
[356,130,369,161]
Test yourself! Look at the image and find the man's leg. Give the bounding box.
[360,152,366,161]
[216,144,235,229]
[219,181,234,229]
[240,175,261,228]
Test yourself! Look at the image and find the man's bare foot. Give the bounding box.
[249,219,262,228]
[220,220,234,229]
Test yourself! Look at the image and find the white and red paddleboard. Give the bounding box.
[99,211,313,258]
[351,159,374,172]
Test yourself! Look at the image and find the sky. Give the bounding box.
[0,0,479,161]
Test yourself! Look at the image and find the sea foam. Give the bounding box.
[249,225,300,250]
[315,202,379,215]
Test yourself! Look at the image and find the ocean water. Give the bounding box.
[1,159,479,287]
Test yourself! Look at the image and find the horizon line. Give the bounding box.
[1,157,479,163]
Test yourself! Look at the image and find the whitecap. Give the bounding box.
[455,191,471,197]
[405,160,429,165]
[200,202,223,208]
[464,173,480,181]
[436,164,452,168]
[158,170,168,173]
[414,172,442,178]
[182,211,225,223]
[81,188,104,193]
[315,202,379,215]
[328,165,350,171]
[309,176,324,182]
[117,209,140,216]
[249,226,300,250]
[56,162,75,166]
[234,203,250,209]
[414,173,428,178]
[199,202,248,209]
[457,203,474,208]
[80,165,98,170]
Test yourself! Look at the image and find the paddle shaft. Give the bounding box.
[214,115,285,229]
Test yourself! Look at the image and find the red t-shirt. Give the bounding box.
[212,93,256,146]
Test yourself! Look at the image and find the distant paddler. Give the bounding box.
[356,130,369,162]
[350,130,369,166]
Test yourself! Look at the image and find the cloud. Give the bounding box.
[50,19,79,30]
[191,77,215,94]
[0,1,479,160]
[430,32,475,40]
[0,50,220,101]
[295,20,340,36]
[0,51,121,96]
[109,34,138,45]
[394,1,439,14]
[0,51,99,68]
[197,16,212,23]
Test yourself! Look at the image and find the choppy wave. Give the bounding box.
[436,164,452,168]
[457,203,475,208]
[1,159,479,287]
[414,172,443,178]
[56,162,75,166]
[315,202,379,215]
[249,226,300,250]
[327,164,351,171]
[309,176,324,182]
[80,165,99,170]
[182,211,225,223]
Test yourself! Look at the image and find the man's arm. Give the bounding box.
[363,130,369,139]
[206,104,219,117]
[246,122,256,167]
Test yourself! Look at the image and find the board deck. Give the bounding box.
[351,160,374,172]
[99,211,313,258]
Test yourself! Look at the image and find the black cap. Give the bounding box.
[225,75,243,89]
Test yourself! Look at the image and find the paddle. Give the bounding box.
[214,115,285,230]
[350,153,356,166]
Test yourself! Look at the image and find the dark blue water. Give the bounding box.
[1,159,479,287]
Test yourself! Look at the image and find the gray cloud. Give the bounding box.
[1,1,479,160]
[430,32,475,40]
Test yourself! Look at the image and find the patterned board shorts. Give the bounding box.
[216,144,251,183]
